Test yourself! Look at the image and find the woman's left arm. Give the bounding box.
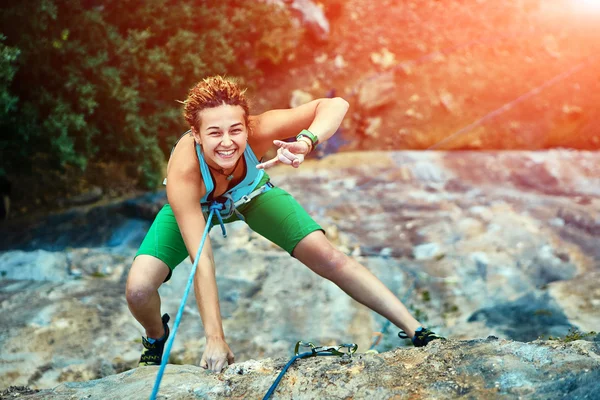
[301,97,350,144]
[250,97,349,160]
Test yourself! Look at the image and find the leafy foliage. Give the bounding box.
[545,328,598,343]
[0,0,300,188]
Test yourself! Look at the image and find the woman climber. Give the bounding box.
[125,75,444,372]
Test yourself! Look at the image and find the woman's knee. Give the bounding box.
[125,284,155,307]
[125,255,169,305]
[294,231,350,279]
[316,247,349,280]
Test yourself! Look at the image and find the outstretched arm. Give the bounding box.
[249,97,349,163]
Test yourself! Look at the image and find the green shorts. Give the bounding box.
[135,175,323,281]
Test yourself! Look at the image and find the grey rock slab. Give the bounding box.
[16,339,600,400]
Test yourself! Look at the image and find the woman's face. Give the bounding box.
[193,104,248,170]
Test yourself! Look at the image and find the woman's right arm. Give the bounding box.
[166,147,233,371]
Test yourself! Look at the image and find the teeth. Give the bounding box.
[217,150,235,156]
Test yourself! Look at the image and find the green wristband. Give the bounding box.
[296,129,319,149]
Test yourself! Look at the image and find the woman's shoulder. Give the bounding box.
[167,135,203,185]
[247,114,270,159]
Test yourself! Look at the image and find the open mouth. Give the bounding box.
[216,149,236,159]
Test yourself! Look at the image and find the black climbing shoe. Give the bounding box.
[398,327,446,347]
[139,313,170,366]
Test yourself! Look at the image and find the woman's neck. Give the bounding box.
[207,155,242,180]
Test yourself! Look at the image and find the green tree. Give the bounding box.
[1,0,300,190]
[0,35,21,178]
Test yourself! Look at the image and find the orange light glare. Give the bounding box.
[572,0,600,12]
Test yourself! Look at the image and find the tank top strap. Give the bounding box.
[197,143,215,203]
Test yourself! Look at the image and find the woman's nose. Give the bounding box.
[221,133,233,146]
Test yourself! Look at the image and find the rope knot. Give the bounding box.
[209,202,224,212]
[209,201,227,237]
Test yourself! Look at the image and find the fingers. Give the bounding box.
[279,148,304,168]
[201,338,234,373]
[274,140,308,155]
[256,141,306,170]
[200,357,208,370]
[256,156,279,170]
[202,355,233,372]
[279,148,295,165]
[203,356,223,372]
[213,359,226,373]
[256,150,299,170]
[290,152,304,168]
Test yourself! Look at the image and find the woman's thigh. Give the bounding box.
[127,255,171,291]
[134,204,189,282]
[242,187,324,255]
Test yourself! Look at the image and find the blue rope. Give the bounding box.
[209,202,227,237]
[149,202,228,400]
[262,351,338,400]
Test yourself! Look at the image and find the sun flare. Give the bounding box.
[572,0,600,12]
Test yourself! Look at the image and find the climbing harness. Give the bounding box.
[196,140,273,223]
[149,202,229,400]
[201,181,274,224]
[163,132,273,224]
[263,341,358,400]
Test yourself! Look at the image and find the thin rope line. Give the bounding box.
[149,208,219,400]
[428,54,599,150]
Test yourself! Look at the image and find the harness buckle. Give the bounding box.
[239,195,251,204]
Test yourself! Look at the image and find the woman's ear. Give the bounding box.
[191,127,202,145]
[246,116,253,137]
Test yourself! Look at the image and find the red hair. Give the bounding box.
[183,76,250,131]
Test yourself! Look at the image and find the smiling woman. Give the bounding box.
[195,106,248,181]
[125,75,445,373]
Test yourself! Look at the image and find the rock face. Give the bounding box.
[9,338,600,399]
[1,150,599,397]
[264,0,330,42]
